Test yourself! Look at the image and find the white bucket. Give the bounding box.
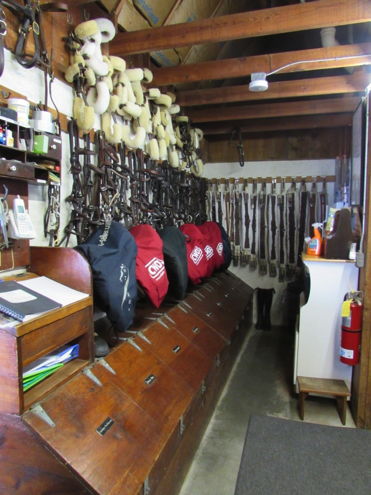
[8,98,30,126]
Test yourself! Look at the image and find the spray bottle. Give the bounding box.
[307,223,323,256]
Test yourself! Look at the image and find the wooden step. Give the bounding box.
[297,376,351,425]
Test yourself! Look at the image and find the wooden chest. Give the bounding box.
[2,267,253,495]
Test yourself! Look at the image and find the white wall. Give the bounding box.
[203,160,336,325]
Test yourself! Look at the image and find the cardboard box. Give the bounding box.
[117,0,151,32]
[98,0,121,14]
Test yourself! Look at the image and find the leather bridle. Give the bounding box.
[2,0,40,68]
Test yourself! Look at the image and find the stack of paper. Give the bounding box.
[19,277,89,307]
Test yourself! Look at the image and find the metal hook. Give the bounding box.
[0,185,8,202]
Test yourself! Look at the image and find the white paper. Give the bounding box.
[19,277,88,307]
[0,289,36,303]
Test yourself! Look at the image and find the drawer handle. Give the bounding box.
[50,144,57,149]
[9,165,16,172]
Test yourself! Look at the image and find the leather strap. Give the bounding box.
[308,180,317,238]
[319,178,327,225]
[224,190,230,235]
[233,191,240,267]
[0,5,6,77]
[229,187,235,262]
[39,2,68,12]
[250,179,258,270]
[258,179,267,276]
[3,0,41,68]
[297,179,309,268]
[242,187,250,266]
[286,180,297,280]
[211,187,216,222]
[268,180,277,278]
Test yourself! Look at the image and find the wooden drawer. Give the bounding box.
[101,341,195,435]
[0,160,34,180]
[166,305,227,360]
[140,322,214,391]
[23,369,166,495]
[186,290,238,339]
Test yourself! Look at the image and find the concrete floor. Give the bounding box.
[179,324,355,495]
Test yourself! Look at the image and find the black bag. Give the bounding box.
[75,221,138,331]
[158,226,188,299]
[216,222,232,271]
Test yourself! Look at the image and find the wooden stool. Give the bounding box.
[297,377,351,425]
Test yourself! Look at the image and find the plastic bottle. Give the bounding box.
[307,223,322,256]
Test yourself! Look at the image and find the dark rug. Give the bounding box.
[235,415,371,495]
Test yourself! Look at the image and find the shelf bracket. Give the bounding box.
[30,404,55,427]
[83,368,102,387]
[98,359,116,375]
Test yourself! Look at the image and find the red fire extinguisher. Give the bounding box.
[340,292,363,366]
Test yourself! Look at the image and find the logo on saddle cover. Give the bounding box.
[217,242,223,257]
[204,244,214,260]
[145,257,166,281]
[190,246,203,265]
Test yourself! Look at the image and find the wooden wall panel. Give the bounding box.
[207,128,351,163]
[353,95,371,429]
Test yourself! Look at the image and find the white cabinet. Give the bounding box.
[294,254,359,391]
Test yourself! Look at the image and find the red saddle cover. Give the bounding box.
[130,224,169,307]
[201,221,225,270]
[180,223,208,285]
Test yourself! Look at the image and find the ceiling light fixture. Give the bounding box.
[249,72,268,92]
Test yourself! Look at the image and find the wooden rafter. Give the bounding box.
[201,114,353,136]
[109,0,371,56]
[151,43,371,87]
[176,72,371,107]
[186,96,361,123]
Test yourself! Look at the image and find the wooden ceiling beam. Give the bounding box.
[186,96,360,123]
[201,114,353,136]
[151,43,371,87]
[109,0,371,56]
[176,72,371,107]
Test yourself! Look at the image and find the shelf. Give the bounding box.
[24,358,89,411]
[302,253,355,263]
[0,159,60,185]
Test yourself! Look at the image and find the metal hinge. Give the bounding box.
[179,415,185,435]
[143,477,150,495]
[201,380,206,394]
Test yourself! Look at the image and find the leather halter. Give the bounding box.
[0,5,6,77]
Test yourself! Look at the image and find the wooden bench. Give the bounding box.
[297,376,351,425]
